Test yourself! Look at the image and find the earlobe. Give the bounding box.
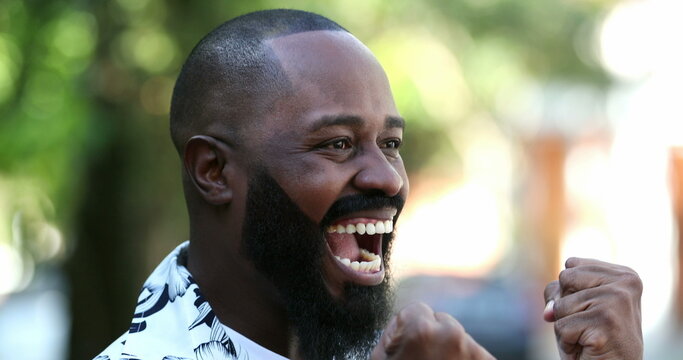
[183,135,234,205]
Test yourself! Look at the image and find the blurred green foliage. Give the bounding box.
[0,0,612,357]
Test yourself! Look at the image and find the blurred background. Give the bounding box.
[1,0,682,359]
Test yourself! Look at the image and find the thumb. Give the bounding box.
[543,280,560,322]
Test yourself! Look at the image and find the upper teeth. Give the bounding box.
[327,220,393,234]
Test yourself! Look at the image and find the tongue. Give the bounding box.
[326,233,360,261]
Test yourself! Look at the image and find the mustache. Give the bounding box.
[321,193,406,227]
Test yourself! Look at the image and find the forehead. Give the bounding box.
[262,30,400,133]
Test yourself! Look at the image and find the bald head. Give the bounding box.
[169,9,348,153]
[178,12,407,359]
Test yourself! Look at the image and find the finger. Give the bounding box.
[558,265,615,296]
[553,309,596,356]
[433,311,454,322]
[544,280,561,303]
[564,257,632,270]
[553,286,609,320]
[370,342,385,360]
[544,281,561,322]
[384,302,434,353]
[563,257,634,279]
[396,302,435,323]
[433,311,468,349]
[382,315,399,347]
[433,311,465,333]
[553,289,591,321]
[372,316,398,359]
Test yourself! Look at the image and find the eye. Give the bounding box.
[382,138,402,149]
[321,138,353,151]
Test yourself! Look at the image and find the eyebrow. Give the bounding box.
[386,116,405,129]
[308,114,405,132]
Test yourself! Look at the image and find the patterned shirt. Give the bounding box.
[94,241,289,360]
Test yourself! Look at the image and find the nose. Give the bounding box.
[353,149,404,197]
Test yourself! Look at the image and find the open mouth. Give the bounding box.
[324,218,393,274]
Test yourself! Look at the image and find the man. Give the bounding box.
[96,9,643,360]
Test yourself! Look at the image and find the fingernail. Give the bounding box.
[543,300,555,322]
[544,300,554,313]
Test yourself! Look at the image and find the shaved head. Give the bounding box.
[178,10,407,359]
[169,9,347,152]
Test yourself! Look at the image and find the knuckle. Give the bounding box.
[553,317,580,353]
[405,302,432,317]
[565,257,579,268]
[553,317,566,335]
[412,317,437,341]
[436,312,464,331]
[602,308,619,328]
[552,298,564,318]
[449,330,470,353]
[465,336,486,357]
[553,315,576,338]
[558,269,574,289]
[610,282,638,305]
[395,310,407,327]
[395,310,412,329]
[451,319,465,334]
[396,302,430,324]
[620,271,643,295]
[589,306,618,330]
[441,327,463,346]
[544,280,560,298]
[559,338,577,355]
[412,301,431,309]
[585,329,609,351]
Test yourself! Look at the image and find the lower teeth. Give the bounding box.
[335,250,381,272]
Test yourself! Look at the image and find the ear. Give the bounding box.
[183,135,236,205]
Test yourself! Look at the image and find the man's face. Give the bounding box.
[238,30,409,358]
[251,30,410,295]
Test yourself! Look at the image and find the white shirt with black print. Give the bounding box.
[94,241,289,360]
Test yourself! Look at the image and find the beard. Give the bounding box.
[241,169,405,360]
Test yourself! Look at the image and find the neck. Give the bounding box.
[187,233,292,357]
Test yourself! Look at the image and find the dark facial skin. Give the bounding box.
[260,31,409,299]
[185,30,409,359]
[259,31,408,216]
[242,168,402,359]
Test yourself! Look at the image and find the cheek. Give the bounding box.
[401,171,410,198]
[270,159,348,224]
[393,157,410,197]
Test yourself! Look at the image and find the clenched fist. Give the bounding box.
[371,302,495,360]
[544,258,643,360]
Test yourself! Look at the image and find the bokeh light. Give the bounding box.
[395,180,509,277]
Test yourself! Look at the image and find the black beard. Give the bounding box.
[241,169,405,360]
